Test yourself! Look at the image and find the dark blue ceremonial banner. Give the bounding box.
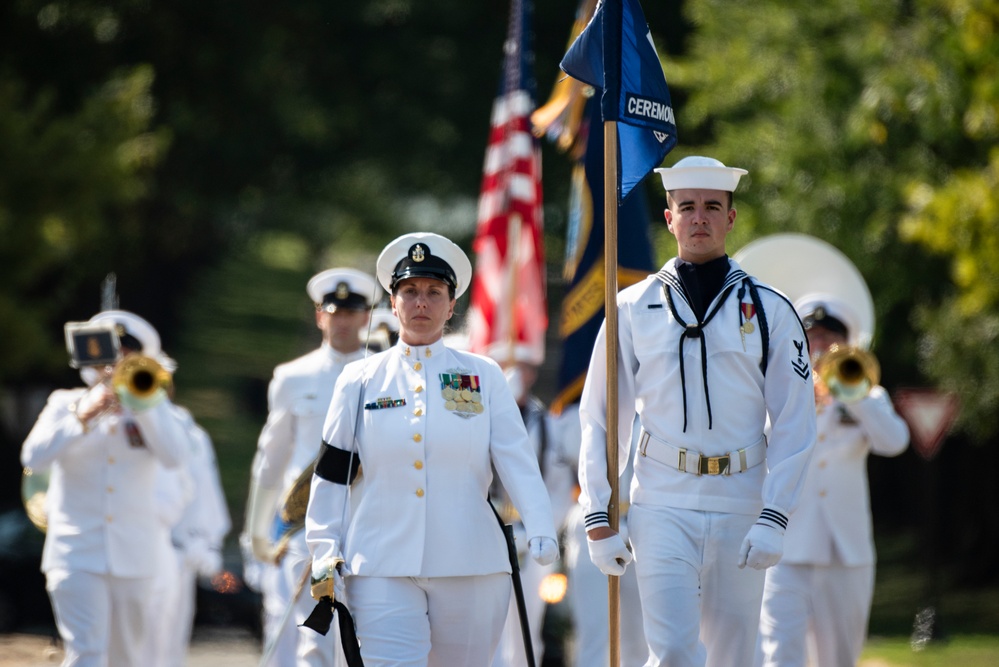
[560,0,677,202]
[551,95,656,414]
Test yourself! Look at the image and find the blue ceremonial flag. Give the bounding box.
[560,0,677,202]
[549,95,656,414]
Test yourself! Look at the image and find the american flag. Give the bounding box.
[466,0,546,367]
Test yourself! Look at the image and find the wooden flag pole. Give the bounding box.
[603,119,621,667]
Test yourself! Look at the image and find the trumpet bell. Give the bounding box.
[816,344,881,403]
[113,353,172,411]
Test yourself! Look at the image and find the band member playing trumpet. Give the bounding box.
[756,295,910,667]
[20,309,190,667]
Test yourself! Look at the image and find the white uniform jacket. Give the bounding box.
[579,258,817,521]
[21,389,189,577]
[306,338,557,578]
[254,345,366,495]
[782,386,909,565]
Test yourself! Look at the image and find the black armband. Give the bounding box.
[315,442,360,485]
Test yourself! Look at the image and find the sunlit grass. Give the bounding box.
[861,635,999,666]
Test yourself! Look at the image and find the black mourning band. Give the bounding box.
[315,443,361,485]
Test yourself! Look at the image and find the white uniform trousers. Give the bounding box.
[491,553,552,667]
[164,557,200,667]
[348,573,511,667]
[143,539,183,667]
[281,532,342,667]
[629,504,764,667]
[565,506,647,667]
[261,562,298,667]
[757,561,874,667]
[46,568,153,667]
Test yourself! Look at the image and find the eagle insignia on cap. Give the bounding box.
[115,324,127,337]
[812,306,827,320]
[335,281,350,300]
[410,244,426,263]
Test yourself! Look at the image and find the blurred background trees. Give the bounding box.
[1,0,997,628]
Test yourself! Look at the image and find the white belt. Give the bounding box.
[638,428,767,476]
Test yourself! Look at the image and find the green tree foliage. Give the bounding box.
[669,0,999,439]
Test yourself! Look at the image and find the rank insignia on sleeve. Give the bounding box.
[364,397,407,410]
[790,339,811,380]
[439,371,483,417]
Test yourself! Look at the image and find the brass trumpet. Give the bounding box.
[815,344,880,403]
[112,353,173,411]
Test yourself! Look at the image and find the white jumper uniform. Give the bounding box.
[306,338,557,667]
[253,344,364,667]
[758,386,908,667]
[21,391,189,667]
[579,258,816,667]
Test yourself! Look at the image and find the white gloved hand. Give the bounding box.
[738,523,784,570]
[310,557,346,603]
[587,533,633,576]
[528,536,559,566]
[184,537,224,578]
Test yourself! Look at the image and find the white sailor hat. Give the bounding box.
[654,155,748,193]
[88,310,161,357]
[376,232,473,299]
[795,294,860,344]
[306,268,380,313]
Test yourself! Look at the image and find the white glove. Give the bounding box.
[738,523,784,570]
[184,538,223,578]
[310,557,346,603]
[528,536,559,566]
[587,533,633,576]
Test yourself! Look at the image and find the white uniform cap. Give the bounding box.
[307,268,380,312]
[88,310,161,357]
[654,155,748,193]
[376,232,473,299]
[794,294,861,345]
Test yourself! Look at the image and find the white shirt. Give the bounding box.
[579,258,816,521]
[782,386,909,565]
[306,338,556,578]
[21,389,189,577]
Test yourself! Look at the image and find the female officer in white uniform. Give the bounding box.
[305,232,559,667]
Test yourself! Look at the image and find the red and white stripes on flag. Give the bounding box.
[467,0,546,367]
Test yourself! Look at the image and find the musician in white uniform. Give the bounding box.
[578,157,817,667]
[245,268,379,667]
[306,232,559,667]
[21,310,190,667]
[757,297,909,667]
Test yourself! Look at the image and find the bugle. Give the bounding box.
[112,353,172,411]
[815,344,880,403]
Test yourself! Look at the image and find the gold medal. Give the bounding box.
[442,387,455,400]
[741,321,755,334]
[445,400,457,411]
[470,391,482,404]
[460,388,473,401]
[472,402,484,414]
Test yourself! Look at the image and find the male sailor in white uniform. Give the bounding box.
[578,157,817,667]
[244,268,378,667]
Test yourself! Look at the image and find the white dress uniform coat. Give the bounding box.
[306,338,557,666]
[758,385,909,667]
[21,390,189,667]
[254,344,364,667]
[578,258,817,667]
